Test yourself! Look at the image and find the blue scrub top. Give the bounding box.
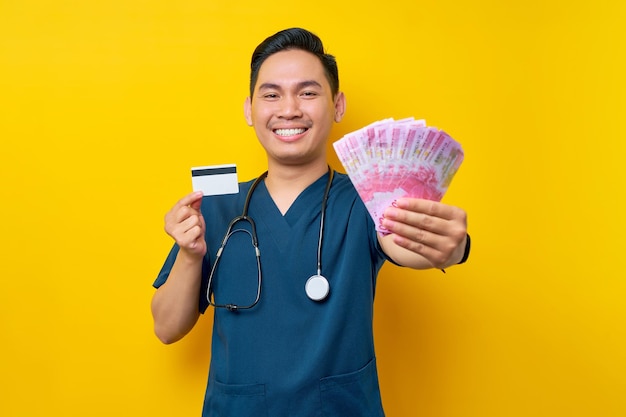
[155,172,389,417]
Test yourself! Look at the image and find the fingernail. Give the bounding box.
[394,198,408,208]
[381,218,394,230]
[384,207,398,218]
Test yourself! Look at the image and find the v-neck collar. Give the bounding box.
[259,171,331,224]
[249,171,332,252]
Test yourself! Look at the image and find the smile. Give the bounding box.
[274,128,307,137]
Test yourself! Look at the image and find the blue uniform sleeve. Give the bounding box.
[153,244,179,289]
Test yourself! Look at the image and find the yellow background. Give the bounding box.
[1,1,625,416]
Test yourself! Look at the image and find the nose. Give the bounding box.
[277,95,303,119]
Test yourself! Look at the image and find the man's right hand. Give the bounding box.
[164,191,207,259]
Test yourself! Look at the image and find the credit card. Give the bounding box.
[191,164,239,195]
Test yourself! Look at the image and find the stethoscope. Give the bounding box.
[206,168,334,311]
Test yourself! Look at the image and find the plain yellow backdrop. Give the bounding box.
[1,1,625,416]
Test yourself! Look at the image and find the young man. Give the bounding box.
[152,27,469,416]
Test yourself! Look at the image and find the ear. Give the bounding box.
[244,97,253,126]
[333,92,346,123]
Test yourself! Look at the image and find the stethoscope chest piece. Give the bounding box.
[305,274,330,301]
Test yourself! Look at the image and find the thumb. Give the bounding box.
[189,192,203,211]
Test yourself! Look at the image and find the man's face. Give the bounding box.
[244,49,345,168]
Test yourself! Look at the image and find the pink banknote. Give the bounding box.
[333,117,464,234]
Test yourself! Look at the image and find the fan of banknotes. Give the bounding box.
[333,117,464,234]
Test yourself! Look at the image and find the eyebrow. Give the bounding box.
[257,80,324,92]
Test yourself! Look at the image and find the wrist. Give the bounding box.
[177,246,206,265]
[457,233,471,264]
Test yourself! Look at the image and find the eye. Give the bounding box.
[263,93,279,99]
[301,91,318,98]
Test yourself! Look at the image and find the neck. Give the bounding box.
[264,161,330,215]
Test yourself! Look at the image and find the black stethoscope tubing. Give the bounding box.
[206,168,334,311]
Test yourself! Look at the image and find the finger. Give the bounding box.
[178,225,205,249]
[165,206,205,240]
[198,207,206,231]
[388,228,457,268]
[189,194,203,211]
[382,216,441,249]
[174,191,204,212]
[166,192,204,223]
[178,213,204,235]
[384,205,466,247]
[393,198,463,221]
[171,216,205,248]
[171,204,201,224]
[383,205,448,235]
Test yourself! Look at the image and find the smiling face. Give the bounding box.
[244,49,345,170]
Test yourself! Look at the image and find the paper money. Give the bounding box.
[333,118,464,234]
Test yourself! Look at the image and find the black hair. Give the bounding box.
[249,27,339,98]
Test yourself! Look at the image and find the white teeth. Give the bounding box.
[274,128,306,136]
